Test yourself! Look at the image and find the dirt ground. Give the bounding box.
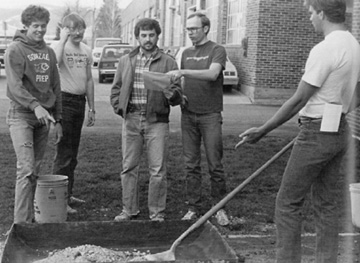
[226,233,360,262]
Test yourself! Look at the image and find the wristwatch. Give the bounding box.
[89,108,96,114]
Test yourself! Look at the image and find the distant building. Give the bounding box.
[121,0,356,103]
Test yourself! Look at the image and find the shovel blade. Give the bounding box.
[143,250,175,261]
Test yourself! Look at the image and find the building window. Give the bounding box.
[227,0,247,45]
[205,0,218,42]
[200,0,206,10]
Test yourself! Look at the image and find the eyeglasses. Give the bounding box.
[185,27,203,33]
[68,26,85,33]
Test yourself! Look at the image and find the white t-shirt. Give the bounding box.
[300,30,360,118]
[54,41,92,95]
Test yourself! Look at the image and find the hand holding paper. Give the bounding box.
[143,71,172,92]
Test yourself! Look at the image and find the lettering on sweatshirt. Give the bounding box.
[27,52,50,82]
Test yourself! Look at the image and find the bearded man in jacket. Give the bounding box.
[110,18,182,222]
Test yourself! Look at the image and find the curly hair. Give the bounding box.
[134,18,161,38]
[21,5,50,27]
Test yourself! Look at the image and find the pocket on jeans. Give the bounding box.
[297,127,318,146]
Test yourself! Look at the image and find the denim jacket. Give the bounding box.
[110,46,182,123]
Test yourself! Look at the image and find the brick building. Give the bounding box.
[121,0,356,103]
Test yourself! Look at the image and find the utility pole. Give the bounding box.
[112,0,116,37]
[3,21,7,46]
[92,8,96,49]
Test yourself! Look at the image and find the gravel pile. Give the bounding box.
[33,244,150,263]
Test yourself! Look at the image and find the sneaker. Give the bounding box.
[215,209,230,226]
[181,210,197,220]
[150,214,165,222]
[67,205,77,214]
[69,196,86,205]
[114,211,137,221]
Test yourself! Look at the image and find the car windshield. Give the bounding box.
[95,40,120,48]
[102,47,132,59]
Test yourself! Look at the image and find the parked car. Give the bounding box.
[0,36,12,67]
[174,47,239,90]
[0,45,6,68]
[98,43,134,83]
[92,38,122,67]
[223,56,239,88]
[46,40,59,48]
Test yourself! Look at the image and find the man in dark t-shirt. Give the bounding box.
[167,12,229,226]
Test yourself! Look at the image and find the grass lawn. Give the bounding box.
[1,129,358,238]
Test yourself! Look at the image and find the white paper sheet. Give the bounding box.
[320,103,342,132]
[142,71,172,91]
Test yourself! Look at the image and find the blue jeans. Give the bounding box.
[181,110,226,212]
[275,118,349,263]
[121,112,169,219]
[53,92,85,199]
[6,105,50,223]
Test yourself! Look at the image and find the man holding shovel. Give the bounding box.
[239,0,360,262]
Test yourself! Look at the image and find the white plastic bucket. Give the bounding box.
[349,183,360,228]
[34,175,68,223]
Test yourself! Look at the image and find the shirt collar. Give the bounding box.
[139,47,159,58]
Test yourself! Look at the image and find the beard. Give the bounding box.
[141,42,156,52]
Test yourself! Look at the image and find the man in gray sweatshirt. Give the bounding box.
[5,5,62,223]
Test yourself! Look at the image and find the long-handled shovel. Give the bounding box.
[141,138,296,261]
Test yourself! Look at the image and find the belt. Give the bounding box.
[127,103,146,114]
[298,117,322,124]
[128,109,146,115]
[182,108,219,116]
[298,114,346,124]
[131,111,146,115]
[62,92,86,100]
